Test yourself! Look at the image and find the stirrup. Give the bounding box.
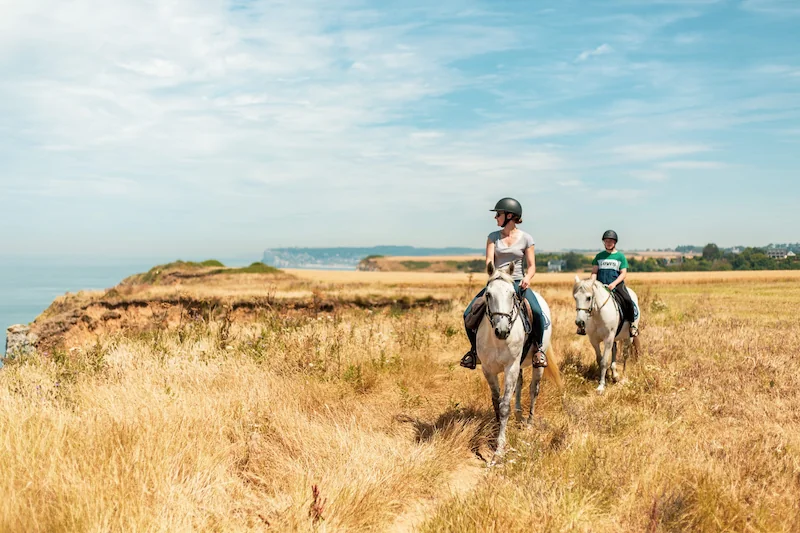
[459,350,477,370]
[532,350,547,368]
[630,324,639,337]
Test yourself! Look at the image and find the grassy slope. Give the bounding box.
[1,273,799,531]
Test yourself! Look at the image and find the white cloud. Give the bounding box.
[630,170,669,181]
[612,143,713,161]
[757,65,800,77]
[659,161,727,169]
[0,0,797,254]
[15,177,138,197]
[0,0,531,204]
[674,33,702,45]
[576,43,613,62]
[597,189,646,201]
[741,0,800,15]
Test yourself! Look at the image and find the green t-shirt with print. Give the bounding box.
[592,251,628,285]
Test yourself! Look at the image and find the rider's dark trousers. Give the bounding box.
[463,281,545,351]
[615,281,636,323]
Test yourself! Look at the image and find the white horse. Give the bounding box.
[572,277,641,394]
[477,262,562,463]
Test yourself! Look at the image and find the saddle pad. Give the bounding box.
[520,298,533,335]
[465,295,486,330]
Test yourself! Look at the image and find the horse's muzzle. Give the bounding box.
[494,327,510,340]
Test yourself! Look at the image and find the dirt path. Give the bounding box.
[389,458,485,532]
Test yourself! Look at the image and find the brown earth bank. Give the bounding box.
[27,264,455,354]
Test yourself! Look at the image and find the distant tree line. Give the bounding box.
[534,252,594,271]
[535,246,800,272]
[627,245,800,272]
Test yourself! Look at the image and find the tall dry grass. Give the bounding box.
[2,276,800,531]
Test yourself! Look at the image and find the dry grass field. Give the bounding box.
[2,269,799,531]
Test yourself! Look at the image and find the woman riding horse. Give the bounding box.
[460,197,548,369]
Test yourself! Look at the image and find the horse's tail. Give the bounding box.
[544,341,564,392]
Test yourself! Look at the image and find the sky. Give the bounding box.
[1,0,798,257]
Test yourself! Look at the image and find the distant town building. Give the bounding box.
[729,247,742,255]
[767,248,790,259]
[548,259,567,272]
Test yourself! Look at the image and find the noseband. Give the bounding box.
[486,277,521,329]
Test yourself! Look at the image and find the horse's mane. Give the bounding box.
[573,278,598,295]
[489,270,514,286]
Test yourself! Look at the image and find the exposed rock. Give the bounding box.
[5,324,38,357]
[101,311,122,321]
[356,258,381,272]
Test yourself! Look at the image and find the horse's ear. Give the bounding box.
[574,275,581,284]
[487,262,495,276]
[506,263,514,276]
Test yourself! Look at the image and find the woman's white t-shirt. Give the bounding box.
[489,230,535,281]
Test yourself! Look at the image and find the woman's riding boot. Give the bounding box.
[459,328,478,369]
[532,348,547,368]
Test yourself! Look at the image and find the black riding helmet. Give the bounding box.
[490,197,522,217]
[602,230,618,242]
[491,198,523,228]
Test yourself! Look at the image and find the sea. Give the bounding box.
[0,256,261,356]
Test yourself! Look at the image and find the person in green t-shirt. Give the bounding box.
[590,230,638,337]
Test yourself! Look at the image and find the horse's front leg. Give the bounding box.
[483,369,502,422]
[492,364,520,463]
[526,367,544,426]
[597,335,614,394]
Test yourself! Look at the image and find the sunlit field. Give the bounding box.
[2,270,799,531]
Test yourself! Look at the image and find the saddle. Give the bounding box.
[464,295,534,334]
[519,296,537,363]
[464,294,537,362]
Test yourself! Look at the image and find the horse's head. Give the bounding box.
[485,262,518,340]
[573,275,595,330]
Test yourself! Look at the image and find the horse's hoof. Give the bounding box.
[596,387,605,395]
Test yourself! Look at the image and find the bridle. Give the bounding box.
[485,277,521,329]
[575,281,613,316]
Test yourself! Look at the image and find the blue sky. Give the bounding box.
[1,0,798,257]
